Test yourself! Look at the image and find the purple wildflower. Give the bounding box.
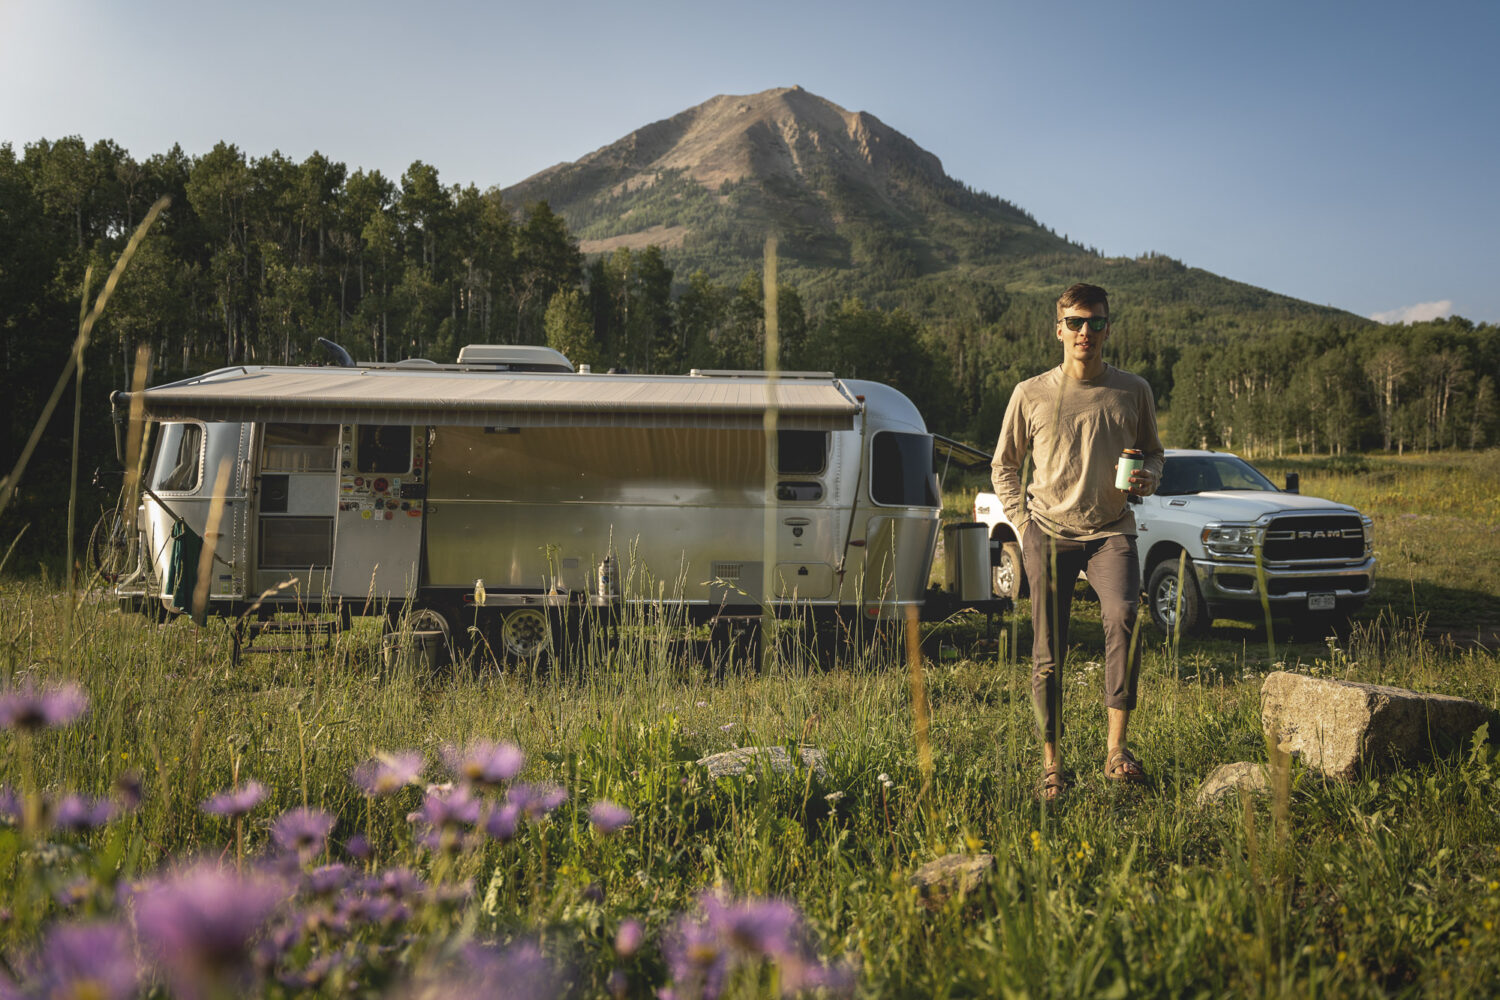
[414,940,560,1000]
[710,896,805,960]
[662,915,729,1000]
[113,771,144,812]
[662,893,845,999]
[303,863,351,896]
[276,951,344,991]
[787,956,860,995]
[133,862,288,1000]
[52,792,118,832]
[484,802,522,842]
[337,892,410,927]
[351,749,424,797]
[589,799,632,835]
[344,833,372,860]
[615,918,644,957]
[0,681,88,731]
[200,780,267,818]
[0,785,22,826]
[10,921,140,1000]
[297,903,350,937]
[53,876,95,908]
[407,785,481,851]
[442,740,525,789]
[253,922,304,971]
[271,807,335,859]
[506,782,568,822]
[365,866,427,900]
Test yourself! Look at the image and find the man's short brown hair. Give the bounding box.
[1056,282,1110,321]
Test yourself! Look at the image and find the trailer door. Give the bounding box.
[252,422,338,598]
[331,424,427,608]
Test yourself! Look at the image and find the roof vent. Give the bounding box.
[456,345,574,372]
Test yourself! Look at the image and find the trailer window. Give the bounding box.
[151,423,204,493]
[258,517,333,569]
[356,426,412,474]
[870,432,938,507]
[262,424,338,473]
[778,430,827,475]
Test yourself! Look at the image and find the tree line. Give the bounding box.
[1,136,1497,567]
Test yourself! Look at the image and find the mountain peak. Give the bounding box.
[502,86,1059,290]
[561,86,945,193]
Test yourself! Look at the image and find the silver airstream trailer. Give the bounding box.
[108,345,961,660]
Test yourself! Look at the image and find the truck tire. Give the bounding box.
[1147,557,1210,637]
[992,541,1028,600]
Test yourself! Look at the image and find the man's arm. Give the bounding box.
[1131,382,1166,494]
[991,388,1030,528]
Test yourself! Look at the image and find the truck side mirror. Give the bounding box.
[1284,473,1300,494]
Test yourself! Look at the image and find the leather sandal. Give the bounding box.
[1037,763,1073,802]
[1105,747,1148,785]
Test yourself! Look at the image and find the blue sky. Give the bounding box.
[2,0,1495,323]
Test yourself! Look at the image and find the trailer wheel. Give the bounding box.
[382,606,458,673]
[497,607,553,663]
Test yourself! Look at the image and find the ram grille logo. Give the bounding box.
[1296,530,1332,539]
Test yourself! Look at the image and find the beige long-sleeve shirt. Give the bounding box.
[991,364,1164,540]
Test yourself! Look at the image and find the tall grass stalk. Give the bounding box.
[65,266,94,628]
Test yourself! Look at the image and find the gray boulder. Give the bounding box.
[1261,671,1493,779]
[1195,762,1271,806]
[696,746,831,780]
[908,853,995,909]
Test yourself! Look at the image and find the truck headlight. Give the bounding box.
[1361,514,1374,556]
[1201,523,1263,559]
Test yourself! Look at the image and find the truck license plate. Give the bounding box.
[1308,593,1336,611]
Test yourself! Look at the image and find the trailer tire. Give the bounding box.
[497,607,554,664]
[383,606,460,673]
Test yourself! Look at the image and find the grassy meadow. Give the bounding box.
[1,451,1499,997]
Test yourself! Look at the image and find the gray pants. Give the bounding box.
[1021,522,1142,743]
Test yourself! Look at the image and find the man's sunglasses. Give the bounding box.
[1060,316,1109,333]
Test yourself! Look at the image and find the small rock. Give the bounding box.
[1261,671,1493,780]
[696,746,830,780]
[907,853,995,909]
[1195,762,1270,806]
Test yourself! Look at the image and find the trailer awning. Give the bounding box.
[112,366,861,431]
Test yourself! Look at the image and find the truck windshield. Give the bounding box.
[1158,455,1279,496]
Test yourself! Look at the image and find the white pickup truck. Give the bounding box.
[972,449,1375,634]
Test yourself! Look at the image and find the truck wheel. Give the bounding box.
[497,607,553,664]
[1147,558,1209,636]
[992,541,1027,600]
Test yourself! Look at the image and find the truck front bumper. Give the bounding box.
[1194,555,1376,618]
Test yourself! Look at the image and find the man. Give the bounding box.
[991,283,1164,800]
